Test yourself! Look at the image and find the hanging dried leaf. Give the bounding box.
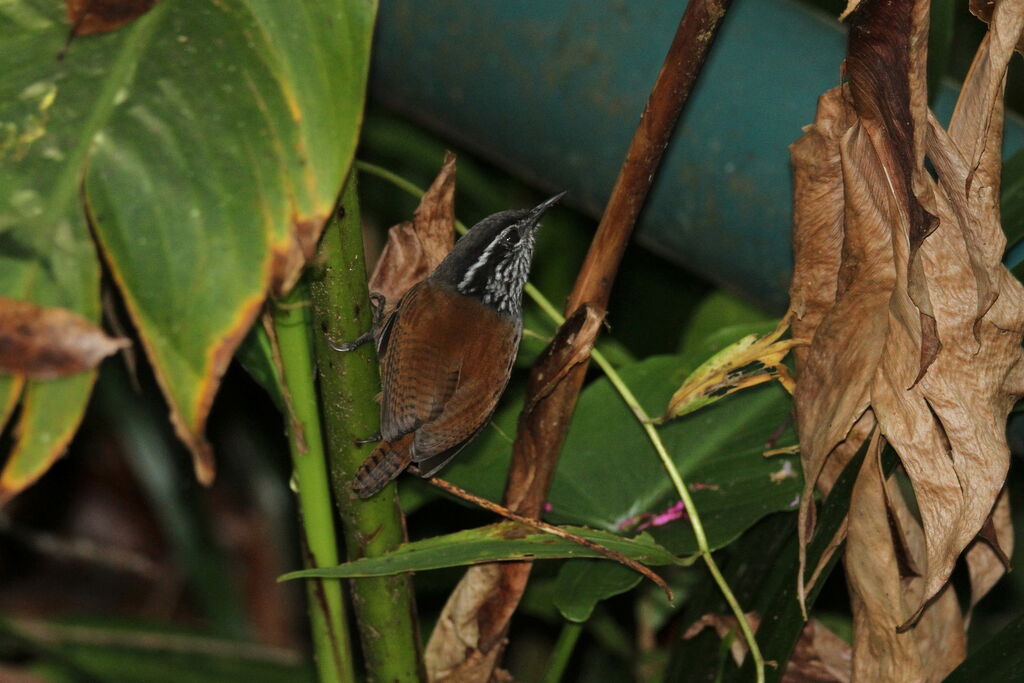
[661,313,804,421]
[424,563,510,683]
[790,0,1024,678]
[66,0,157,36]
[683,612,852,682]
[0,297,129,379]
[369,152,457,307]
[964,488,1013,622]
[972,0,1024,52]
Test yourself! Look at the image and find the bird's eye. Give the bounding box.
[501,230,521,249]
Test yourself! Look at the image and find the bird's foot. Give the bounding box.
[354,432,382,446]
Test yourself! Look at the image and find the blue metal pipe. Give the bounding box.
[370,0,1024,310]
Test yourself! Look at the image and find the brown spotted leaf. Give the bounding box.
[369,152,457,306]
[0,297,129,379]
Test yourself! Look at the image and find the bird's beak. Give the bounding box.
[530,191,567,219]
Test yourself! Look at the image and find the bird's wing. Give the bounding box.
[411,306,518,470]
[378,282,463,441]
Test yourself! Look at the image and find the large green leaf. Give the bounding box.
[553,559,642,623]
[677,290,774,358]
[944,612,1024,683]
[547,355,801,555]
[280,521,678,580]
[442,353,799,556]
[0,0,376,493]
[0,0,113,496]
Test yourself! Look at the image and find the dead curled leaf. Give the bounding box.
[66,0,157,37]
[791,0,1024,679]
[369,151,457,308]
[683,612,852,682]
[0,297,130,379]
[522,304,603,414]
[660,313,805,422]
[423,563,511,683]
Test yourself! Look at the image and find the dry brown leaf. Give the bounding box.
[682,611,760,667]
[683,612,852,682]
[844,433,928,681]
[65,0,156,36]
[424,563,508,682]
[369,152,457,307]
[0,297,130,379]
[782,619,852,683]
[971,0,1024,53]
[790,0,1024,678]
[965,487,1013,623]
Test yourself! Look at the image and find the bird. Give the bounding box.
[342,193,564,498]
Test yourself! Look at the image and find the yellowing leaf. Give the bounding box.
[661,314,804,422]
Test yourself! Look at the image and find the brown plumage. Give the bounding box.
[351,281,519,498]
[346,195,563,498]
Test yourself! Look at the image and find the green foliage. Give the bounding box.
[0,0,375,492]
[281,521,678,580]
[554,560,642,623]
[678,291,775,358]
[945,613,1024,683]
[549,357,799,554]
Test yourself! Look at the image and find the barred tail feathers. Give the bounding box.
[351,433,414,498]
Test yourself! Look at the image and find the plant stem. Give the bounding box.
[308,175,425,681]
[592,351,763,682]
[355,158,761,680]
[540,621,584,683]
[272,284,355,683]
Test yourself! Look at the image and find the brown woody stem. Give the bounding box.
[467,0,736,666]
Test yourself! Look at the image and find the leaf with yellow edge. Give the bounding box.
[660,314,806,422]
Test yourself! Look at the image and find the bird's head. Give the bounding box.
[432,193,564,316]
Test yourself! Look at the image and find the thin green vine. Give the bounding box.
[355,159,765,683]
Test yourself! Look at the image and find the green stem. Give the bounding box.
[590,352,764,683]
[355,159,761,682]
[272,284,355,683]
[308,175,425,681]
[540,621,584,683]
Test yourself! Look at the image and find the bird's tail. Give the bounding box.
[351,433,414,498]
